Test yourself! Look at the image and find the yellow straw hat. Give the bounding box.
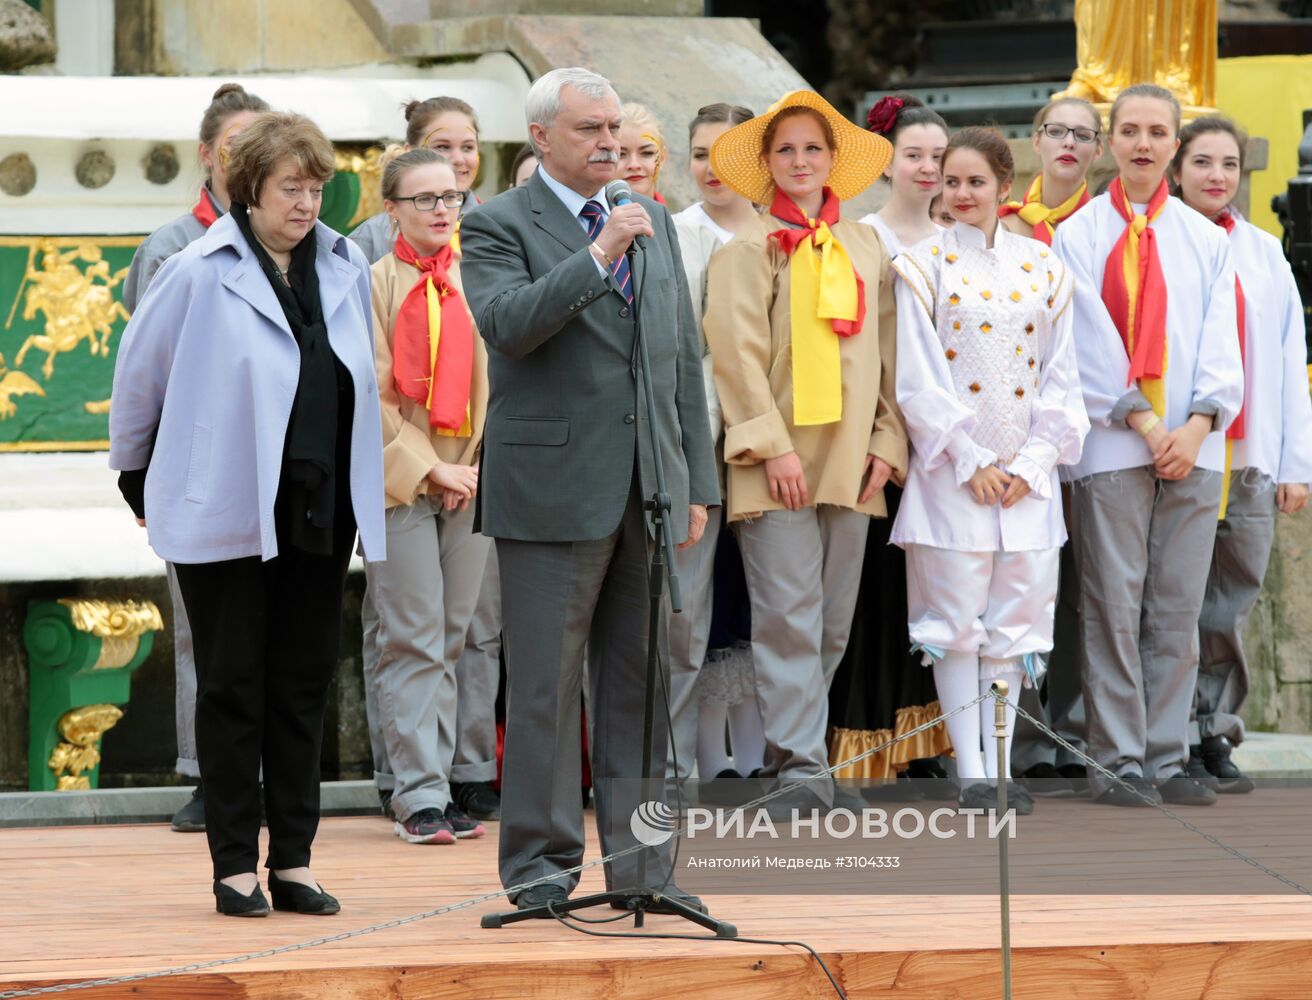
[709,90,893,205]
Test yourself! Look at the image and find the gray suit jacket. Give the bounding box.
[459,172,718,544]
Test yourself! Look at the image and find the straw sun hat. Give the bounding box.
[709,90,893,205]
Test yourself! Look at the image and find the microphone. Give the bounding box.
[604,179,648,253]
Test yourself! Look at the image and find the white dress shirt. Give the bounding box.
[1223,215,1312,485]
[1052,193,1243,479]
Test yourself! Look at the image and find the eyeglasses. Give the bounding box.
[1039,123,1100,144]
[393,191,464,211]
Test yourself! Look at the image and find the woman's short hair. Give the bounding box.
[1109,83,1182,134]
[380,147,451,201]
[943,126,1015,187]
[687,102,754,143]
[620,102,666,154]
[1032,95,1101,134]
[403,96,480,148]
[225,112,336,207]
[199,82,269,147]
[1171,115,1248,183]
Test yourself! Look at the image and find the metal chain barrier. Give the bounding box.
[0,694,991,998]
[1004,692,1312,897]
[10,688,1306,998]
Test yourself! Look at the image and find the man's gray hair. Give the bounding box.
[524,67,620,155]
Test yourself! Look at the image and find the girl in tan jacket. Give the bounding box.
[703,92,907,814]
[362,148,492,845]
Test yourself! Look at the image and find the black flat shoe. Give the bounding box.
[268,871,340,915]
[213,879,269,917]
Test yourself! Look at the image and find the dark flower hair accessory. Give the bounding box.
[866,96,905,135]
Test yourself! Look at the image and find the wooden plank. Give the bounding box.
[1,816,1310,998]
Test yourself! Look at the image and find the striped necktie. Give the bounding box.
[579,200,632,304]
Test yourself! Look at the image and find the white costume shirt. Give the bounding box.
[1223,215,1312,485]
[890,223,1088,552]
[673,201,735,440]
[859,213,942,258]
[1052,193,1243,479]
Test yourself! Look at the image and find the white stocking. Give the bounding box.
[727,698,766,775]
[979,665,1024,781]
[933,651,985,782]
[696,704,734,779]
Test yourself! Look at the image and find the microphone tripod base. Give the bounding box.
[481,887,737,936]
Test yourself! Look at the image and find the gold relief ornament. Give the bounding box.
[0,352,43,420]
[57,598,164,639]
[1059,0,1217,114]
[336,146,386,231]
[4,241,130,381]
[47,704,124,791]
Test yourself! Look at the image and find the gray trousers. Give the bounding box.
[666,512,722,788]
[360,499,492,822]
[1193,469,1276,746]
[736,505,869,799]
[496,477,668,895]
[1070,466,1222,794]
[1011,542,1088,772]
[167,562,201,779]
[452,550,502,784]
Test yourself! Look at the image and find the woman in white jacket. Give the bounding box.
[891,127,1088,814]
[1171,115,1312,794]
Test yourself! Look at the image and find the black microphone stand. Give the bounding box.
[481,232,735,938]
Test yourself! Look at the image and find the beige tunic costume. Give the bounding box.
[702,209,908,799]
[361,249,495,828]
[704,214,907,520]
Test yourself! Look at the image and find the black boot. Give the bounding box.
[172,784,205,833]
[1201,735,1255,794]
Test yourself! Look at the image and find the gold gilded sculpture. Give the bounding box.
[0,352,43,420]
[58,598,164,639]
[1059,0,1217,115]
[47,704,124,791]
[336,146,386,231]
[5,241,130,381]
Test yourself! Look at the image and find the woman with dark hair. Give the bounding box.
[350,96,483,264]
[891,126,1088,814]
[508,142,539,189]
[703,92,905,815]
[1053,84,1243,808]
[110,111,385,915]
[121,82,270,836]
[828,94,954,801]
[1170,116,1312,794]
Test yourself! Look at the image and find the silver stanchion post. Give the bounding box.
[992,680,1013,1000]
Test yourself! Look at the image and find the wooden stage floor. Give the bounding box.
[3,809,1312,999]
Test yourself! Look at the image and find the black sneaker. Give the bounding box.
[171,784,205,832]
[1093,772,1161,807]
[904,757,959,801]
[1057,763,1090,797]
[453,780,501,820]
[1186,745,1221,790]
[395,807,456,844]
[957,781,1032,815]
[1201,736,1256,794]
[1157,772,1218,806]
[1019,762,1077,798]
[443,801,486,839]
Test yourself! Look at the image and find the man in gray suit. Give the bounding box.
[459,67,719,913]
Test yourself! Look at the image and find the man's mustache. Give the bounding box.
[588,151,619,164]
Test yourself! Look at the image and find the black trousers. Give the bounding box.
[174,537,353,879]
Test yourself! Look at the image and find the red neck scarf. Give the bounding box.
[191,186,220,229]
[767,187,866,336]
[391,234,475,433]
[1102,177,1170,393]
[1216,209,1246,440]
